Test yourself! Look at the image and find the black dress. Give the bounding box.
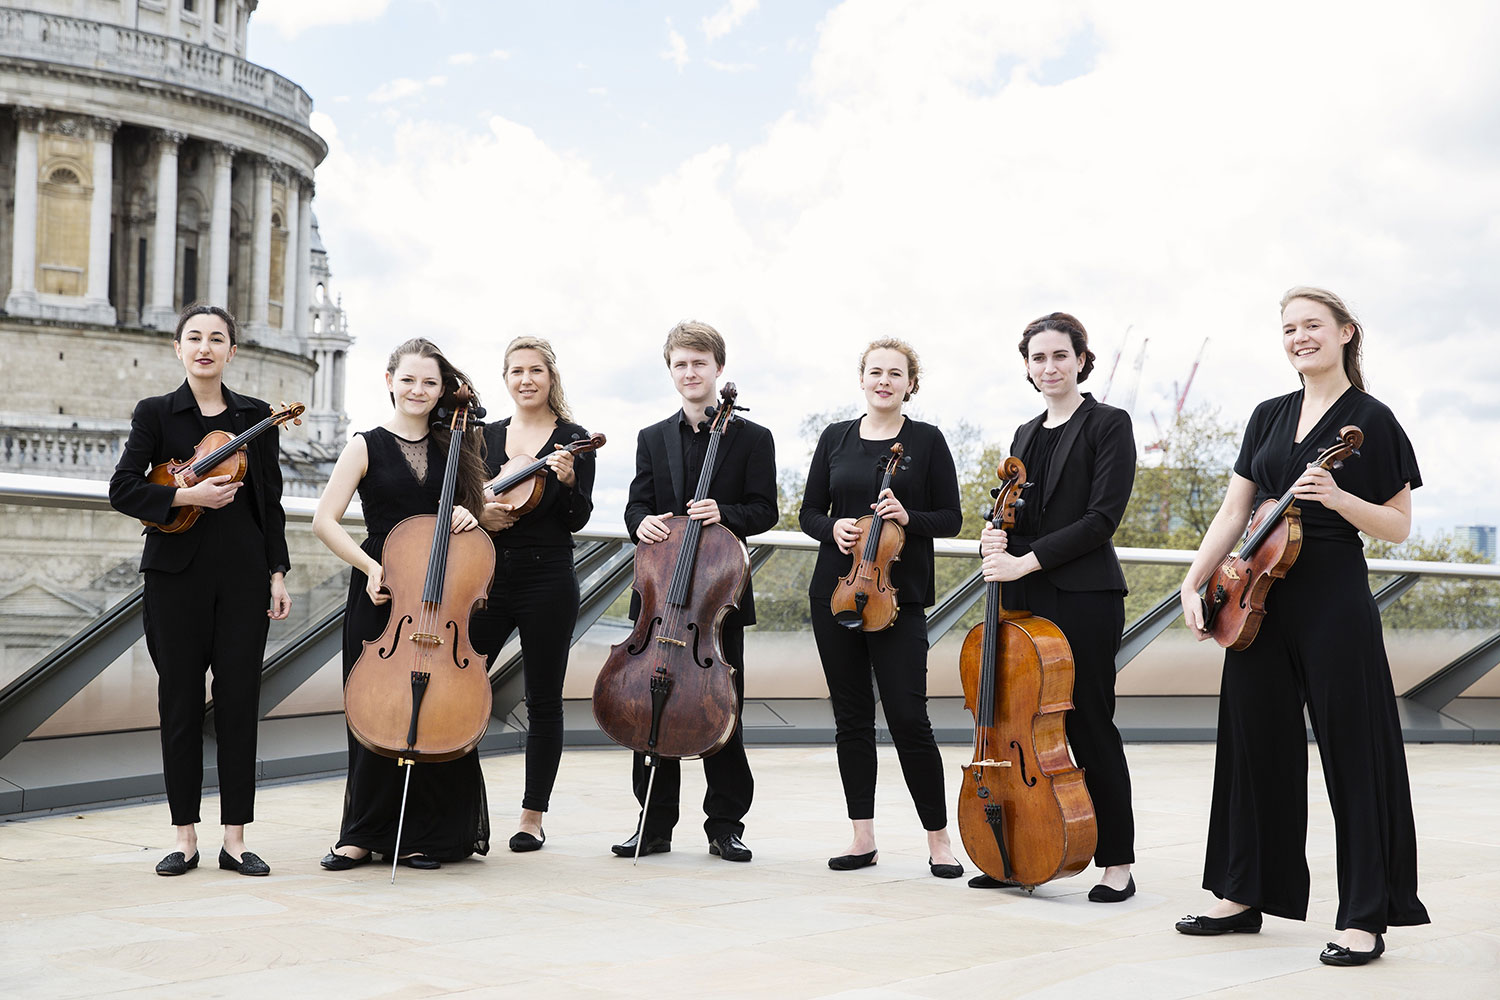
[1205,386,1428,933]
[335,426,490,860]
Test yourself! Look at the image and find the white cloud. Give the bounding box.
[315,0,1500,532]
[448,52,477,66]
[367,76,446,103]
[254,0,392,40]
[702,0,760,41]
[490,49,511,61]
[662,19,689,71]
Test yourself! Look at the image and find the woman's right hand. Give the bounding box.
[1180,584,1210,641]
[366,564,390,606]
[832,517,861,555]
[176,474,242,509]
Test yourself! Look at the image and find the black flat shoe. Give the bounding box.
[509,830,545,853]
[709,833,753,862]
[611,831,672,857]
[1175,908,1262,935]
[828,850,878,871]
[394,855,441,870]
[1320,934,1384,967]
[320,848,372,871]
[155,850,199,876]
[929,857,965,879]
[968,872,1022,889]
[218,848,270,876]
[1088,875,1136,902]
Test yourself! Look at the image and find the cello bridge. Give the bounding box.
[409,632,443,645]
[973,759,1012,767]
[655,636,687,647]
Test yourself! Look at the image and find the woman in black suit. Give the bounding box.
[800,338,964,877]
[976,312,1138,901]
[109,304,291,877]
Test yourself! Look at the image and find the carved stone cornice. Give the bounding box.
[154,129,188,148]
[12,106,45,129]
[90,117,122,141]
[208,141,239,165]
[43,115,84,137]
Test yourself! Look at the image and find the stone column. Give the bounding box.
[82,117,120,323]
[4,108,44,318]
[244,155,273,341]
[279,172,301,335]
[207,142,235,308]
[295,181,313,336]
[142,129,185,330]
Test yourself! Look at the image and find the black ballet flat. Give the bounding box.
[395,855,441,870]
[828,850,878,871]
[320,848,372,871]
[218,848,270,876]
[929,857,965,879]
[1320,934,1384,967]
[155,850,199,876]
[1175,908,1262,935]
[508,830,545,853]
[967,873,1022,889]
[1088,875,1136,902]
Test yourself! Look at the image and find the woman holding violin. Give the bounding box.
[469,336,595,852]
[1175,288,1428,965]
[799,338,964,877]
[314,338,491,871]
[975,312,1138,901]
[109,304,291,877]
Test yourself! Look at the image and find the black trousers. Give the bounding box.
[810,599,947,831]
[143,560,268,827]
[470,546,580,814]
[1205,539,1429,933]
[1004,577,1135,867]
[631,623,755,840]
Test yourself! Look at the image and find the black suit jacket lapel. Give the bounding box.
[1011,413,1045,470]
[661,417,685,511]
[708,420,738,492]
[1044,395,1097,507]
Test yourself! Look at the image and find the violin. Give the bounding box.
[956,457,1096,890]
[142,401,305,533]
[1202,424,1363,650]
[483,431,606,515]
[830,443,908,631]
[593,384,748,765]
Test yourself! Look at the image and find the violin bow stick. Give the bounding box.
[633,753,660,866]
[389,757,415,884]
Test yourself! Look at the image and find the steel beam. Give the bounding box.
[1404,629,1500,712]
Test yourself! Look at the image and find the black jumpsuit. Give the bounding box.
[1204,386,1429,933]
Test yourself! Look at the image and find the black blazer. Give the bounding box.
[1008,393,1134,592]
[624,410,778,626]
[109,381,290,577]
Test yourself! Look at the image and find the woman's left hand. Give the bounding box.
[872,487,909,526]
[546,445,576,488]
[268,573,292,620]
[452,505,479,532]
[1291,464,1348,513]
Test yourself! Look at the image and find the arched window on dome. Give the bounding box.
[315,282,326,304]
[49,168,81,186]
[314,314,323,334]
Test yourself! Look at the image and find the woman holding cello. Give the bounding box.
[109,304,291,877]
[314,338,490,871]
[799,338,964,877]
[974,312,1138,901]
[470,336,595,852]
[1175,288,1428,965]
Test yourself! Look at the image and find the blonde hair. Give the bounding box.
[859,337,921,400]
[1280,286,1366,391]
[504,335,573,422]
[662,320,727,368]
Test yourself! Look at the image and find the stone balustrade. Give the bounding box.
[0,7,313,126]
[0,420,129,477]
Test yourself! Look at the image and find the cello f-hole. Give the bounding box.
[686,621,714,669]
[379,615,413,659]
[1009,739,1036,787]
[444,620,470,668]
[628,617,663,656]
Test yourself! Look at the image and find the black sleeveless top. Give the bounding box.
[355,426,445,539]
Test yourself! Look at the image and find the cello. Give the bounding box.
[342,384,496,880]
[592,383,749,857]
[829,443,908,631]
[1201,425,1362,649]
[956,457,1096,890]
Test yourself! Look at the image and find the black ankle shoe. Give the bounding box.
[1175,908,1262,935]
[929,857,965,879]
[828,850,877,871]
[1088,875,1136,902]
[508,830,545,853]
[709,833,752,862]
[611,831,671,857]
[394,855,441,870]
[1320,934,1384,967]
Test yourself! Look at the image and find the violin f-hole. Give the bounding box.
[627,616,662,656]
[686,621,714,668]
[444,620,470,668]
[1009,740,1036,787]
[379,616,413,659]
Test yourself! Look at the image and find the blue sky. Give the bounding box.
[245,1,1500,539]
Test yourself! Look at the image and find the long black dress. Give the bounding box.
[1205,385,1428,933]
[335,426,490,860]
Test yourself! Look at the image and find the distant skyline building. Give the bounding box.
[1454,525,1497,563]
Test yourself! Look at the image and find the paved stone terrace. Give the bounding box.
[2,744,1497,999]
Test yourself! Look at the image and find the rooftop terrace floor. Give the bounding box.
[2,743,1497,999]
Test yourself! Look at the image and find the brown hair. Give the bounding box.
[504,335,573,423]
[859,337,921,400]
[175,303,237,346]
[662,320,727,368]
[385,338,488,516]
[1279,286,1366,391]
[1017,312,1096,392]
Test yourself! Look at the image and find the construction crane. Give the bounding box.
[1102,327,1149,415]
[1144,338,1209,455]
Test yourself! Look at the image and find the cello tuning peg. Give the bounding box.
[1013,498,1026,509]
[733,404,749,412]
[989,487,1001,498]
[472,405,488,420]
[1330,460,1343,470]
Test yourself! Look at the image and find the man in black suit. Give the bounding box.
[611,320,778,862]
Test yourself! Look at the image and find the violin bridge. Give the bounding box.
[409,632,443,645]
[655,636,687,647]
